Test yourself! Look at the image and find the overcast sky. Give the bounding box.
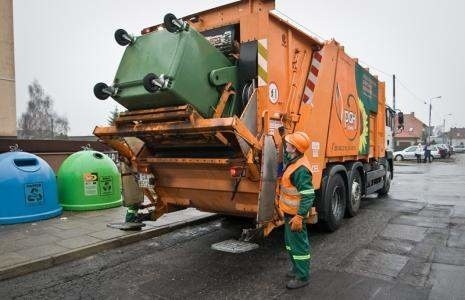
[13,0,465,135]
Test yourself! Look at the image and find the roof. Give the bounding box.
[395,112,427,139]
[449,127,465,139]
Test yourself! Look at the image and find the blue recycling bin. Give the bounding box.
[0,151,62,224]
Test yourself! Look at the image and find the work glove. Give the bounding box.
[290,215,303,232]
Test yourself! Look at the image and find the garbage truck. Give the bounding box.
[93,0,394,242]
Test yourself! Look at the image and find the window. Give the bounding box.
[406,146,416,152]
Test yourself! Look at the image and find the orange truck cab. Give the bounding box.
[93,0,394,240]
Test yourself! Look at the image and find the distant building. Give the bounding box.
[0,0,16,138]
[449,127,465,146]
[394,112,427,150]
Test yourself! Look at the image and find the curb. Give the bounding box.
[0,214,218,281]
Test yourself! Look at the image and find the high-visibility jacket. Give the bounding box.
[278,155,314,216]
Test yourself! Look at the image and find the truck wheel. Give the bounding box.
[346,170,362,217]
[321,173,346,232]
[377,163,391,196]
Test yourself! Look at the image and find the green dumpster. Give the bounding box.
[57,151,122,211]
[94,23,239,117]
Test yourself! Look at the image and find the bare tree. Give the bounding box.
[18,80,70,139]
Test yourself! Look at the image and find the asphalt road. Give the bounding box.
[1,155,465,299]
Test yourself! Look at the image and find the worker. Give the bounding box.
[415,143,423,163]
[276,131,315,289]
[424,143,432,163]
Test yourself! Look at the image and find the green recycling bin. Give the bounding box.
[94,23,239,117]
[57,150,122,211]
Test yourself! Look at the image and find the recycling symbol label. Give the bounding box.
[25,183,44,205]
[99,176,113,196]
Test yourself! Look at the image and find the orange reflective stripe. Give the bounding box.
[281,197,299,208]
[280,186,300,196]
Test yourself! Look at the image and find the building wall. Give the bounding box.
[0,0,16,137]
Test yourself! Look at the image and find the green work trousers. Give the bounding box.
[284,215,311,281]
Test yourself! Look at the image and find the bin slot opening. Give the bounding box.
[14,158,38,167]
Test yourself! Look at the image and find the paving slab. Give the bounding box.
[381,224,428,242]
[432,246,465,266]
[390,215,449,229]
[410,243,435,261]
[15,234,60,248]
[422,228,449,246]
[16,244,70,260]
[367,237,415,256]
[56,235,102,249]
[447,224,465,248]
[418,205,453,218]
[343,249,409,281]
[0,253,30,269]
[43,226,97,239]
[361,198,427,214]
[429,263,465,300]
[398,258,432,287]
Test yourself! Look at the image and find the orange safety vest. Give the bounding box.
[278,155,312,215]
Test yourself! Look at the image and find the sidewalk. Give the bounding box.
[0,207,216,281]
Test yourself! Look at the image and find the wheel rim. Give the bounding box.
[351,178,361,207]
[331,186,344,219]
[385,169,391,187]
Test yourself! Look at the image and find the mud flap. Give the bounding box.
[211,239,259,253]
[257,134,278,223]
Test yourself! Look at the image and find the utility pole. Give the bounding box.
[428,96,442,143]
[428,102,432,143]
[392,74,396,111]
[443,118,446,143]
[443,113,452,144]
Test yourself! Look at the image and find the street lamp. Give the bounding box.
[428,96,441,143]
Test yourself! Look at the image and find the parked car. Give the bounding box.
[394,145,441,161]
[454,145,465,153]
[394,146,419,161]
[436,144,449,158]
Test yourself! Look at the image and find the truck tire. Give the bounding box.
[377,163,391,196]
[346,169,362,217]
[321,173,346,232]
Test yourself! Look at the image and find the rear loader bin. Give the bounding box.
[102,25,239,117]
[0,152,62,225]
[57,150,122,211]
